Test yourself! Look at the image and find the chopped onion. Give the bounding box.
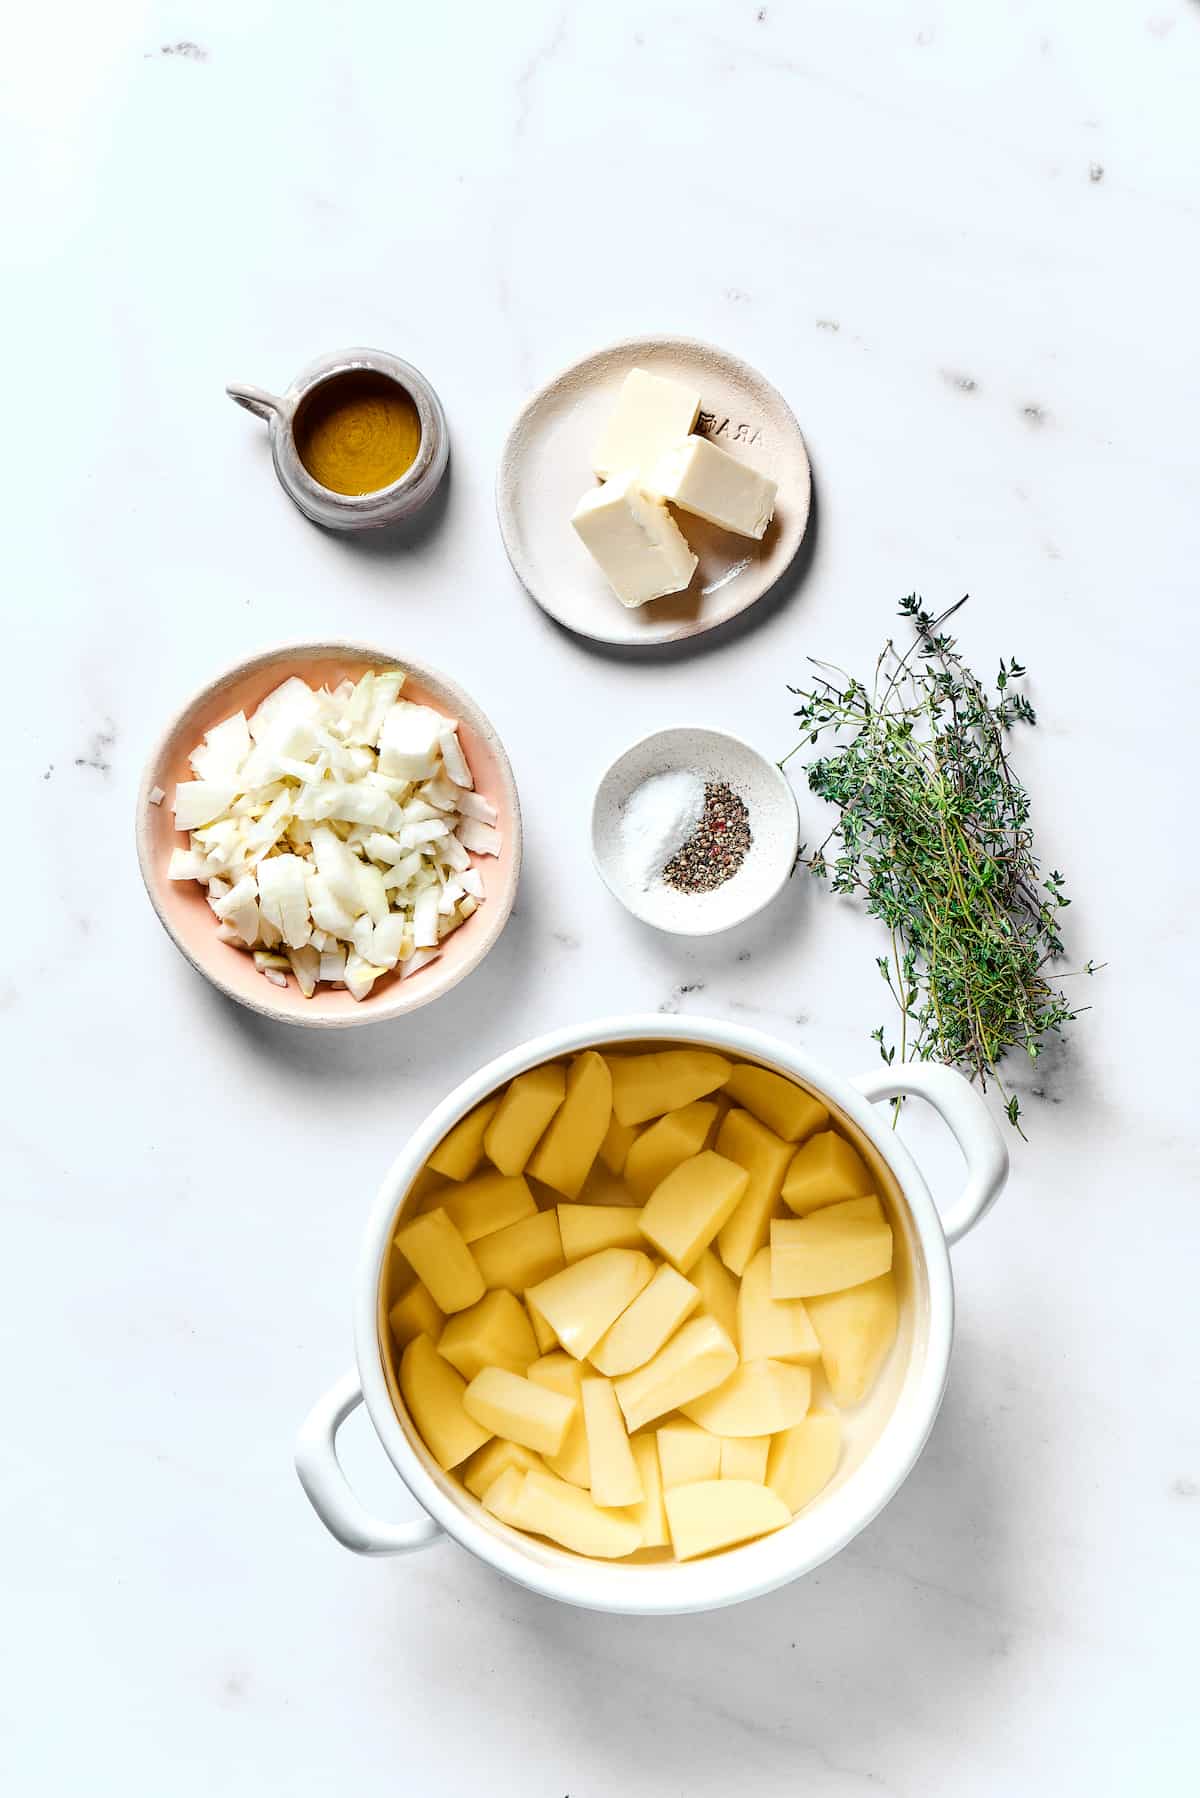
[168,669,499,998]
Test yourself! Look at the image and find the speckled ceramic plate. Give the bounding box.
[496,336,812,647]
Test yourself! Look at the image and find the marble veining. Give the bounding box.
[3,2,1198,1795]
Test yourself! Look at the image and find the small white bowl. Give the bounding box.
[591,726,799,935]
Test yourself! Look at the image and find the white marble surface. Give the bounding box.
[4,2,1198,1791]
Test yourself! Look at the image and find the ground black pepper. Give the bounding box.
[662,781,752,894]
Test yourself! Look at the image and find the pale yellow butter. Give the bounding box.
[571,475,698,608]
[648,435,777,540]
[592,367,701,481]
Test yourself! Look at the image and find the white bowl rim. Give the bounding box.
[590,724,801,936]
[135,638,522,1029]
[352,1012,955,1614]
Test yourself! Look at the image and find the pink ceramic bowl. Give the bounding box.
[135,641,522,1027]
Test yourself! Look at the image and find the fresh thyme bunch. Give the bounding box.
[783,596,1096,1133]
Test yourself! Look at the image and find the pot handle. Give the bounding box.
[850,1062,1009,1246]
[295,1370,444,1557]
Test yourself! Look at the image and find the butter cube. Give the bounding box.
[592,367,701,481]
[528,1351,591,1487]
[571,475,698,609]
[400,1333,492,1470]
[462,1365,576,1457]
[613,1314,738,1434]
[664,1479,791,1561]
[648,435,777,540]
[589,1263,700,1377]
[719,1436,770,1483]
[461,1437,544,1501]
[473,1209,564,1291]
[439,1171,536,1243]
[766,1414,842,1514]
[526,1247,655,1360]
[437,1289,539,1381]
[581,1377,643,1507]
[656,1419,722,1489]
[393,1208,485,1314]
[681,1357,811,1436]
[630,1433,670,1548]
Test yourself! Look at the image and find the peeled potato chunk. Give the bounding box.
[527,1248,655,1360]
[598,1115,639,1177]
[664,1480,791,1561]
[681,1358,811,1436]
[613,1314,738,1434]
[723,1065,829,1143]
[401,1333,491,1469]
[690,1247,740,1343]
[766,1414,842,1513]
[393,1208,485,1314]
[610,1050,732,1127]
[507,1467,644,1559]
[473,1209,564,1291]
[720,1435,770,1483]
[630,1433,670,1547]
[737,1246,820,1363]
[462,1365,576,1457]
[426,1097,500,1181]
[770,1198,893,1299]
[656,1419,721,1489]
[437,1289,539,1381]
[805,1272,899,1406]
[388,1279,445,1349]
[640,1151,749,1272]
[481,1464,534,1527]
[484,1064,566,1176]
[581,1377,643,1507]
[462,1437,544,1501]
[781,1130,875,1215]
[525,1298,559,1354]
[623,1100,718,1201]
[528,1351,591,1487]
[526,1050,613,1199]
[589,1263,700,1377]
[715,1108,794,1276]
[557,1204,646,1262]
[439,1171,537,1243]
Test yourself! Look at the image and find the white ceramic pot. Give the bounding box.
[296,1015,1008,1615]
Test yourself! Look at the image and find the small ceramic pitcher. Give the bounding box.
[227,347,449,531]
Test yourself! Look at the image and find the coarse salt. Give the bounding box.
[619,770,707,890]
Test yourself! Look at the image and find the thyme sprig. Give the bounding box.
[783,596,1097,1134]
